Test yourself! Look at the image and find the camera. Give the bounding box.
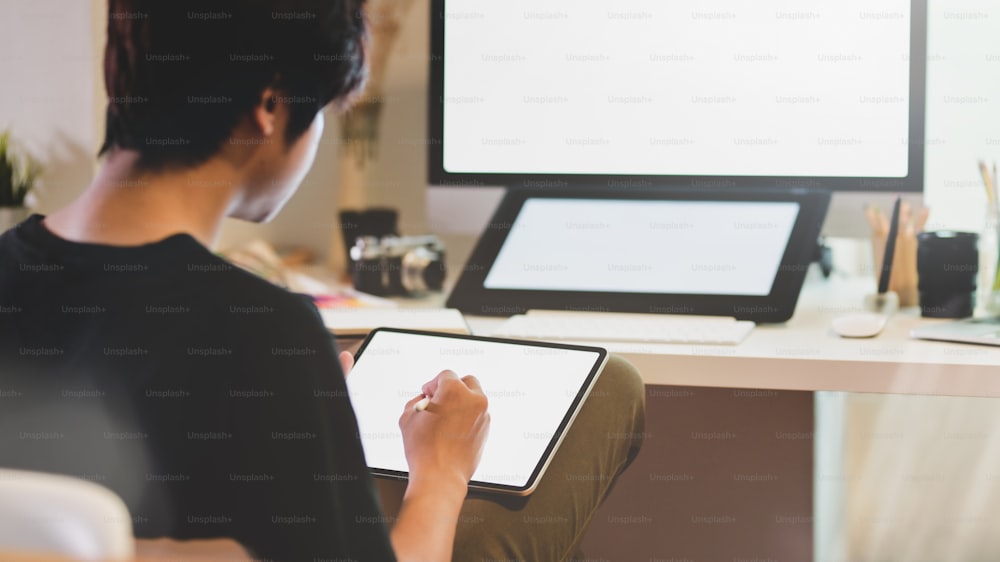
[349,235,447,296]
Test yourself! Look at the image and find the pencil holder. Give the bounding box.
[870,227,919,308]
[917,231,978,318]
[979,205,1000,314]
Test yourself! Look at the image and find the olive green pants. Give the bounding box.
[376,354,647,562]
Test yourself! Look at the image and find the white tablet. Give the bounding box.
[345,328,608,495]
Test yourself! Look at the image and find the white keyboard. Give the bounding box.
[493,310,755,345]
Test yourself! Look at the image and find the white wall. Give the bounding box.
[0,0,103,213]
[361,0,430,236]
[922,0,1000,231]
[0,0,358,260]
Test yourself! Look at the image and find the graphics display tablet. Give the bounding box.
[345,328,607,495]
[446,187,831,323]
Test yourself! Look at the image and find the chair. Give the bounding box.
[0,468,134,561]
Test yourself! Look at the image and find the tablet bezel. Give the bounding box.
[349,328,608,496]
[446,186,831,323]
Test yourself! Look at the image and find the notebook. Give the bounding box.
[910,317,1000,346]
[319,308,469,338]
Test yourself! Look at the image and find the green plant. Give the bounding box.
[0,130,41,207]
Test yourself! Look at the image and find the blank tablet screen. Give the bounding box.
[483,198,800,296]
[345,329,606,493]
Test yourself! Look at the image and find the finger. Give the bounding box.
[411,395,433,413]
[403,393,426,411]
[459,374,484,394]
[399,394,424,427]
[338,351,354,378]
[421,369,457,397]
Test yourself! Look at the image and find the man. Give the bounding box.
[0,1,645,560]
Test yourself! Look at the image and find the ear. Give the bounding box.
[252,87,280,137]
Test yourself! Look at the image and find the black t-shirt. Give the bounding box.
[0,215,396,562]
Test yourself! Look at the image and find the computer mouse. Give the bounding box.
[831,312,888,338]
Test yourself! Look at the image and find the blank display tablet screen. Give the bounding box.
[346,329,606,494]
[483,198,799,296]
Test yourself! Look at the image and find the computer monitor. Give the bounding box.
[428,1,928,236]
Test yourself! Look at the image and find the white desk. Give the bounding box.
[324,271,1000,560]
[459,272,1000,398]
[443,271,1000,560]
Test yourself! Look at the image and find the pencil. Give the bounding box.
[979,160,995,205]
[864,205,882,236]
[987,160,1000,213]
[914,207,929,233]
[878,196,902,295]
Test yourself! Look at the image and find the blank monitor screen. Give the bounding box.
[439,0,918,181]
[482,198,799,296]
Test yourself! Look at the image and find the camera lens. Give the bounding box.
[916,231,978,318]
[401,246,446,294]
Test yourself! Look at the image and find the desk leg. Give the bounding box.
[578,385,814,561]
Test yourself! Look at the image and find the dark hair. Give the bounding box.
[100,0,367,170]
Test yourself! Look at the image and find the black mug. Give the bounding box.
[339,208,399,263]
[916,231,978,318]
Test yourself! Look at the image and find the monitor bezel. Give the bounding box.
[427,0,928,193]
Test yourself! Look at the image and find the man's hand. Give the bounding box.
[390,371,490,562]
[398,370,490,489]
[338,350,354,378]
